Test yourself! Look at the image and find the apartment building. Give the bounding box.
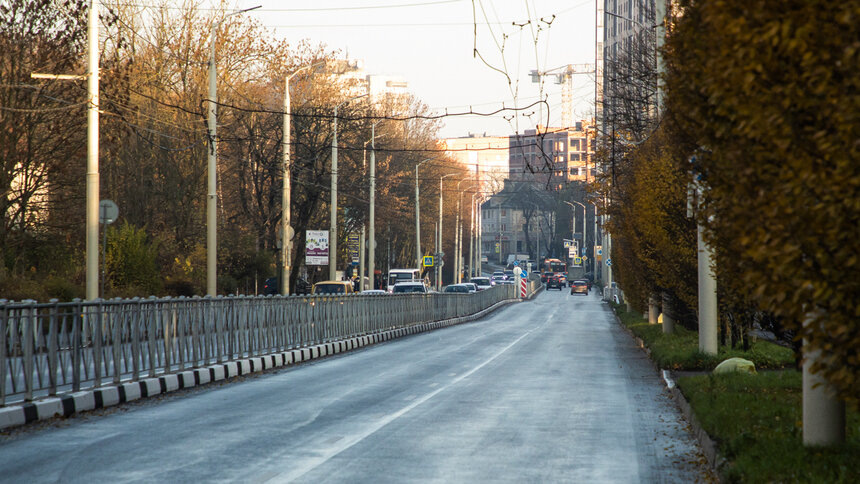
[508,122,595,190]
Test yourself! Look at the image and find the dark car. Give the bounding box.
[546,274,563,290]
[263,277,311,295]
[570,280,589,295]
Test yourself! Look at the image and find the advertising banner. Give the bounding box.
[306,230,329,265]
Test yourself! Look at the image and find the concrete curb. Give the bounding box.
[0,297,520,431]
[609,308,726,481]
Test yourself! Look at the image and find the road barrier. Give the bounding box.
[1,283,534,406]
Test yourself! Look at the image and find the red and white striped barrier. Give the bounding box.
[520,278,527,298]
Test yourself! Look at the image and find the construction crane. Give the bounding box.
[530,63,595,128]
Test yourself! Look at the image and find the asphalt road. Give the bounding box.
[0,288,710,483]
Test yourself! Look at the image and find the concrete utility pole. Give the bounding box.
[86,0,99,300]
[207,5,260,296]
[330,92,368,280]
[438,174,457,289]
[368,124,383,290]
[414,158,434,270]
[282,60,323,295]
[455,180,472,283]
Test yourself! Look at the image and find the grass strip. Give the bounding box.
[611,302,795,371]
[677,371,860,482]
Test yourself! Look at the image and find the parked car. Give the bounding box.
[570,280,589,295]
[470,277,492,291]
[312,281,354,295]
[264,277,311,295]
[546,274,563,290]
[392,282,428,294]
[443,284,471,294]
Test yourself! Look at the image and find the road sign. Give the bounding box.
[563,240,572,248]
[596,246,603,256]
[423,256,434,267]
[513,266,522,276]
[606,258,612,266]
[574,256,582,266]
[99,200,118,225]
[568,247,577,258]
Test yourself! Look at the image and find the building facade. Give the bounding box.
[508,122,595,190]
[441,134,509,195]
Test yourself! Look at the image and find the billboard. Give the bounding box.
[306,230,329,265]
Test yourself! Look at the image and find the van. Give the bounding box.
[386,268,421,292]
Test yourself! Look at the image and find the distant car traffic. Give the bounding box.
[360,289,388,295]
[546,274,563,290]
[504,270,515,280]
[462,283,478,293]
[312,281,354,295]
[491,275,506,285]
[392,282,428,294]
[443,284,471,293]
[570,280,589,295]
[470,277,492,291]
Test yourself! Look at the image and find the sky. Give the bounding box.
[231,0,597,139]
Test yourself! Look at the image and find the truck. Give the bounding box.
[506,253,530,267]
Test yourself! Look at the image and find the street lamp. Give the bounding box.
[455,179,473,283]
[330,92,369,280]
[282,60,324,295]
[360,131,387,291]
[415,157,434,270]
[563,200,587,263]
[438,173,458,289]
[207,5,261,296]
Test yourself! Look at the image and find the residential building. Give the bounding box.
[508,122,595,190]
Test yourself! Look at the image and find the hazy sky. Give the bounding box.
[235,0,597,139]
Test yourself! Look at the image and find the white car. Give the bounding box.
[392,282,429,294]
[361,289,388,295]
[462,283,478,293]
[470,277,492,291]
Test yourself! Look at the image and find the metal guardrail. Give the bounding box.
[2,284,524,406]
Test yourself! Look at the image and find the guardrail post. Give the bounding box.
[131,298,141,381]
[112,298,122,385]
[22,300,35,401]
[48,300,59,396]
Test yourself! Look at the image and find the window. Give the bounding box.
[570,139,580,151]
[501,224,506,231]
[501,209,507,217]
[570,153,580,161]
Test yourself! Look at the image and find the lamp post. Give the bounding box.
[563,200,587,261]
[330,92,368,280]
[414,157,434,270]
[455,180,473,283]
[282,60,324,295]
[438,174,458,289]
[207,5,261,296]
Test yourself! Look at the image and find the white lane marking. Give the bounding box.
[271,327,539,483]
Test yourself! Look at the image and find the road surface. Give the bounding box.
[0,289,709,483]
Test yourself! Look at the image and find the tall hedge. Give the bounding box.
[663,1,860,403]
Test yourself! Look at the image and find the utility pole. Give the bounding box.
[207,5,260,296]
[415,158,433,270]
[282,61,323,295]
[86,0,99,300]
[330,92,368,280]
[438,174,457,289]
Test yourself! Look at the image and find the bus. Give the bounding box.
[386,268,422,293]
[540,258,567,282]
